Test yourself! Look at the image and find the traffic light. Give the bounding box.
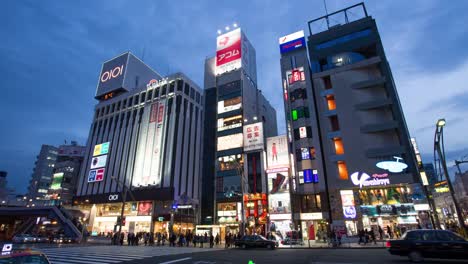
[122,216,126,226]
[116,216,121,225]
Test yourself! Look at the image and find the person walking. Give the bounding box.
[120,232,124,246]
[378,226,383,241]
[193,234,198,248]
[199,234,204,248]
[370,228,376,245]
[215,233,220,245]
[387,225,393,239]
[162,233,166,246]
[210,233,214,248]
[357,229,363,245]
[144,232,149,246]
[363,229,369,245]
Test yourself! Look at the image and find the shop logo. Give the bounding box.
[351,172,390,188]
[100,65,124,83]
[218,36,229,47]
[343,206,356,219]
[108,194,119,201]
[376,156,408,173]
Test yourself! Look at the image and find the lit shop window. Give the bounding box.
[218,97,242,114]
[334,138,345,155]
[295,147,316,161]
[337,161,349,180]
[290,88,307,102]
[218,154,244,171]
[294,126,312,140]
[291,107,310,121]
[298,169,319,184]
[217,115,242,131]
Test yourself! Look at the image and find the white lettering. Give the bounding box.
[108,194,119,201]
[101,65,124,83]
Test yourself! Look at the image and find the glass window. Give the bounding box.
[326,95,336,110]
[190,88,195,99]
[154,88,159,98]
[169,82,175,93]
[218,154,243,171]
[177,80,183,91]
[421,231,436,241]
[128,97,132,107]
[147,90,153,101]
[161,84,167,96]
[315,29,372,50]
[330,115,340,131]
[134,95,139,105]
[196,92,201,103]
[405,231,422,241]
[217,115,243,131]
[290,88,307,102]
[436,231,465,241]
[337,161,348,180]
[184,83,190,95]
[140,92,146,103]
[334,138,345,155]
[323,76,332,89]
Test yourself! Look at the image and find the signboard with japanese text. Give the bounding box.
[243,122,264,152]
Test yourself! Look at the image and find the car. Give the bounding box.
[0,243,51,264]
[386,229,468,262]
[52,234,75,244]
[234,235,277,249]
[34,235,50,243]
[11,234,36,243]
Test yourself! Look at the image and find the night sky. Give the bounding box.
[1,0,468,194]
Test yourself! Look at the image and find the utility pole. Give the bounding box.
[111,176,136,235]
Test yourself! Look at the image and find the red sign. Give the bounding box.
[288,69,305,84]
[95,168,105,182]
[216,39,241,67]
[150,103,159,123]
[157,104,164,124]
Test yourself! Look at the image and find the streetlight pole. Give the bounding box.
[434,119,466,230]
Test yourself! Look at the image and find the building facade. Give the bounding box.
[74,52,204,236]
[202,28,277,237]
[27,145,58,203]
[291,3,428,237]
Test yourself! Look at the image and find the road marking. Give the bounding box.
[159,257,192,264]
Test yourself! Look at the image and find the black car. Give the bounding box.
[234,235,277,249]
[386,229,468,262]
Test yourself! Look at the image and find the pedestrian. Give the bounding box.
[193,235,198,248]
[357,229,363,245]
[149,233,154,246]
[162,233,166,246]
[210,233,214,248]
[144,232,149,246]
[120,232,124,246]
[363,229,369,245]
[215,233,220,245]
[199,234,204,248]
[172,233,177,247]
[378,226,383,241]
[370,228,376,245]
[186,232,191,247]
[387,225,393,239]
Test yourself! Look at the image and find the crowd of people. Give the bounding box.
[110,231,225,248]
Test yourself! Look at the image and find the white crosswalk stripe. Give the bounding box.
[37,245,222,264]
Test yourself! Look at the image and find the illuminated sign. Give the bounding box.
[414,204,430,211]
[101,65,124,83]
[376,157,408,173]
[218,115,243,132]
[350,172,390,188]
[96,53,129,97]
[299,126,307,138]
[266,135,290,170]
[216,28,242,75]
[244,122,264,152]
[340,190,357,219]
[146,78,169,89]
[420,171,429,186]
[88,168,105,183]
[301,148,310,160]
[287,67,305,85]
[90,155,107,169]
[218,97,242,114]
[217,133,243,151]
[343,206,357,218]
[300,212,322,220]
[279,30,306,54]
[303,169,318,183]
[377,204,396,215]
[50,172,64,190]
[93,142,110,156]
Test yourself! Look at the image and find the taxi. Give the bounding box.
[0,243,50,264]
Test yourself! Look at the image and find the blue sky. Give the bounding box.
[1,0,468,194]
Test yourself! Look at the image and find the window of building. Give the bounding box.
[169,82,175,93]
[323,76,332,89]
[333,138,345,155]
[105,105,110,115]
[326,95,336,110]
[147,90,153,101]
[217,115,243,131]
[140,92,146,104]
[134,95,139,105]
[337,161,349,180]
[329,115,340,131]
[161,84,167,96]
[196,92,201,104]
[315,29,372,50]
[154,88,159,98]
[291,107,310,121]
[116,101,121,111]
[177,80,183,91]
[217,154,243,171]
[184,83,190,95]
[111,104,115,113]
[315,194,321,208]
[128,97,133,107]
[290,88,307,102]
[95,109,100,118]
[190,88,195,99]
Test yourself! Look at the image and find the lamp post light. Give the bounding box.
[433,119,466,230]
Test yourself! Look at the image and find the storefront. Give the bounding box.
[216,202,241,235]
[299,212,326,241]
[244,193,268,235]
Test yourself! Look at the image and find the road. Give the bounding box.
[29,245,467,264]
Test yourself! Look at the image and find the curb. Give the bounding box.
[276,247,385,249]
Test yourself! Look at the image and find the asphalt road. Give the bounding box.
[127,248,468,264]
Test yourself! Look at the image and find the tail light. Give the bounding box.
[386,241,391,248]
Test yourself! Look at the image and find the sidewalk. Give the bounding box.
[277,237,386,249]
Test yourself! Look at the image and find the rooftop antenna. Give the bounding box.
[323,0,330,29]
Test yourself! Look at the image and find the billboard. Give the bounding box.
[216,28,242,75]
[268,172,291,214]
[96,53,129,97]
[218,97,242,114]
[88,168,105,183]
[266,135,289,170]
[243,122,264,152]
[217,133,243,151]
[279,30,306,54]
[93,142,110,156]
[90,155,107,169]
[50,172,64,190]
[137,201,153,216]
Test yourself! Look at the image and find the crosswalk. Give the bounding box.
[37,245,222,264]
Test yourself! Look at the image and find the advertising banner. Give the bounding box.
[50,173,64,190]
[90,155,107,169]
[279,30,306,54]
[216,28,242,75]
[217,97,242,114]
[340,190,356,219]
[243,122,264,152]
[268,171,291,215]
[88,168,105,183]
[137,201,153,216]
[93,142,110,156]
[266,135,289,170]
[96,53,129,97]
[217,133,243,151]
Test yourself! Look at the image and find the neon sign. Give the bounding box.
[100,65,124,83]
[343,206,356,218]
[350,172,390,188]
[376,156,408,173]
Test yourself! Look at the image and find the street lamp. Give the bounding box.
[433,119,466,231]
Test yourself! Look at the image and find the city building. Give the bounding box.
[453,171,468,224]
[0,171,16,204]
[27,145,58,204]
[73,52,204,236]
[278,29,329,240]
[47,142,86,206]
[202,27,277,237]
[292,3,428,236]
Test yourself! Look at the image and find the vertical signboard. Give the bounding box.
[50,173,64,190]
[149,100,166,187]
[216,28,242,75]
[340,190,357,219]
[266,135,290,171]
[243,122,264,152]
[267,171,291,214]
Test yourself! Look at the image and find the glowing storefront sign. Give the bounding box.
[340,190,356,219]
[100,65,124,83]
[266,135,289,170]
[218,97,241,114]
[279,30,306,54]
[350,172,390,188]
[216,28,242,75]
[376,157,408,173]
[146,78,169,89]
[243,122,264,152]
[414,204,430,211]
[300,212,323,220]
[93,142,110,156]
[50,172,64,190]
